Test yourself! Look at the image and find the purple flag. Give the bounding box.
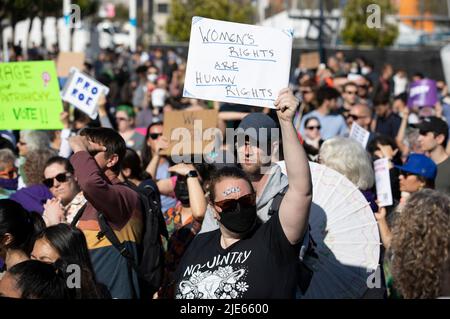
[407,79,438,108]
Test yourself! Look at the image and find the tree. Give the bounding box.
[341,0,398,47]
[166,0,255,42]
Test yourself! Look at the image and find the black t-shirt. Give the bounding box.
[174,212,300,299]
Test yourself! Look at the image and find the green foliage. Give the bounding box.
[166,0,255,42]
[341,0,398,47]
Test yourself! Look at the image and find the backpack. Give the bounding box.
[268,185,317,294]
[71,181,168,299]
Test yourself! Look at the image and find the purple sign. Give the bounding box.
[407,79,438,108]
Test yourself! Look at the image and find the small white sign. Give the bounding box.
[61,68,110,119]
[374,158,393,207]
[349,122,370,149]
[152,88,167,108]
[183,17,293,108]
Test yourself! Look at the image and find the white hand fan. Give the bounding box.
[277,161,381,298]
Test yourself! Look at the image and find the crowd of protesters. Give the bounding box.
[0,42,449,299]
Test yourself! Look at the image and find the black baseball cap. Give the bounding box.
[413,116,449,138]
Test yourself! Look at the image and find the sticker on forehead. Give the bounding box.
[222,186,241,197]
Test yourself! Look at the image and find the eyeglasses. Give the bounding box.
[0,167,17,179]
[116,117,129,122]
[43,172,71,188]
[149,132,163,140]
[214,193,256,211]
[306,125,321,130]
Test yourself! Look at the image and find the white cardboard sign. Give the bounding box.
[183,17,293,108]
[349,122,370,149]
[374,158,393,207]
[61,68,110,119]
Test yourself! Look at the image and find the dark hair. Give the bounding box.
[304,116,321,129]
[394,92,408,104]
[416,175,435,190]
[367,134,402,165]
[0,199,45,255]
[316,86,341,106]
[373,93,390,107]
[8,259,77,299]
[79,127,126,173]
[44,156,74,174]
[33,224,108,299]
[343,82,357,92]
[0,136,15,153]
[122,148,150,181]
[208,166,254,203]
[35,224,94,273]
[141,121,164,169]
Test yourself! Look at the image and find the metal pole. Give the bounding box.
[129,0,137,52]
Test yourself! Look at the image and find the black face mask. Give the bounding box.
[174,180,190,206]
[219,202,257,234]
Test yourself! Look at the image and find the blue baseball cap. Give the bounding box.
[395,153,437,180]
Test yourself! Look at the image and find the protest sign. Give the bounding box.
[374,158,393,207]
[61,68,110,119]
[407,79,438,108]
[161,109,219,157]
[349,122,370,149]
[56,52,85,77]
[0,61,63,130]
[441,44,450,89]
[300,52,320,70]
[183,17,293,108]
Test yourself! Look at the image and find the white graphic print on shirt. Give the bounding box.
[176,250,251,299]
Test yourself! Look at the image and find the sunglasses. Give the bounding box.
[43,172,71,188]
[306,125,321,130]
[400,171,415,178]
[149,133,163,140]
[214,193,256,211]
[348,114,365,120]
[0,167,17,179]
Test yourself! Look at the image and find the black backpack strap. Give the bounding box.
[97,212,139,299]
[70,202,88,227]
[269,185,289,216]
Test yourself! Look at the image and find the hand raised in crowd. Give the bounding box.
[69,135,107,154]
[374,206,387,221]
[375,143,398,161]
[274,88,299,123]
[60,111,70,129]
[42,198,65,226]
[168,163,196,176]
[97,94,107,117]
